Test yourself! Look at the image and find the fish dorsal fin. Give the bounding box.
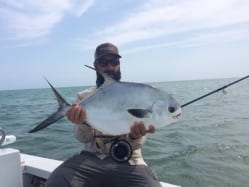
[84,65,116,87]
[127,108,152,118]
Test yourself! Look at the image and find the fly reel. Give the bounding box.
[109,139,132,163]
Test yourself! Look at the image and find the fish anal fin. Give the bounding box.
[128,109,151,118]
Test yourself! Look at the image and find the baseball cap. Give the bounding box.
[94,43,121,60]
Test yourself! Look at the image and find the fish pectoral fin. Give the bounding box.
[128,109,151,118]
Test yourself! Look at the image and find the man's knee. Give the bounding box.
[46,167,71,187]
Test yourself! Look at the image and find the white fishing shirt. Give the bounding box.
[74,87,147,166]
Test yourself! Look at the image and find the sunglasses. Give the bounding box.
[97,57,120,67]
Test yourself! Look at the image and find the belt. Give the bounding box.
[94,134,117,154]
[94,134,133,163]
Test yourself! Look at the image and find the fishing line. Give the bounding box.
[181,75,249,108]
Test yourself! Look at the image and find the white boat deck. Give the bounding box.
[21,153,63,180]
[0,148,180,187]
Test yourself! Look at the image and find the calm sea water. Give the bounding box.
[1,78,249,187]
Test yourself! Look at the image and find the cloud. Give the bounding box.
[0,0,94,41]
[71,0,95,17]
[82,0,249,50]
[1,0,248,50]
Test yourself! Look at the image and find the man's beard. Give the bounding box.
[96,70,121,87]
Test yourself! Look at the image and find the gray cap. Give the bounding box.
[94,43,121,60]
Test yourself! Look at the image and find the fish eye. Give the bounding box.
[168,106,176,113]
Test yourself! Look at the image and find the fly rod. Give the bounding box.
[181,75,249,108]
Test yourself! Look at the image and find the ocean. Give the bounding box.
[0,78,249,187]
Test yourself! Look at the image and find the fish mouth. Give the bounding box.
[172,108,182,119]
[173,113,181,119]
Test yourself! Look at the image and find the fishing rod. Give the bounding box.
[181,75,249,108]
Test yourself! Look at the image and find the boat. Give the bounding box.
[0,130,180,187]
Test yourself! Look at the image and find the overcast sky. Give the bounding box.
[0,0,249,90]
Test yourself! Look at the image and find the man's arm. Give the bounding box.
[67,103,94,143]
[127,121,155,150]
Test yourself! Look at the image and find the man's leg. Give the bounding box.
[109,163,162,187]
[46,152,104,187]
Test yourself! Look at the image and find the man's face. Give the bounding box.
[94,54,121,81]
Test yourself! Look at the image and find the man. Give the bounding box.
[46,43,161,187]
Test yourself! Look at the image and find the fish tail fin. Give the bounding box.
[28,78,71,133]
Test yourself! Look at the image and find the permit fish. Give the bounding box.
[29,67,181,135]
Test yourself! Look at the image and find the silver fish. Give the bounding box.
[29,67,181,135]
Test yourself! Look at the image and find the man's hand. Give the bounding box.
[129,121,155,139]
[66,103,86,125]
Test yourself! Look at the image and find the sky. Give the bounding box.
[0,0,249,90]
